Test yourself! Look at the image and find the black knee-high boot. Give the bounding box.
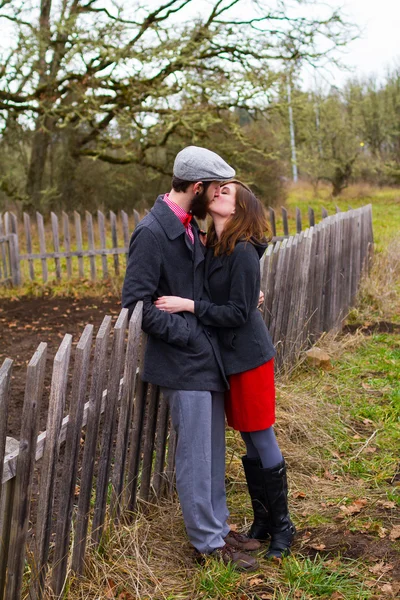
[241,456,271,541]
[261,459,296,558]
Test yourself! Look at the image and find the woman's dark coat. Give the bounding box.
[194,241,276,376]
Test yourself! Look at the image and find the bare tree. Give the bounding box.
[0,0,356,206]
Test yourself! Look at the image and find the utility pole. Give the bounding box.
[287,74,298,183]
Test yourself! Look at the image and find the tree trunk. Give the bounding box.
[59,126,80,208]
[25,0,53,208]
[26,117,53,206]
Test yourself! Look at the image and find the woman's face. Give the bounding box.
[208,183,236,219]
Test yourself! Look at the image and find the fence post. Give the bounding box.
[0,437,19,600]
[8,234,21,286]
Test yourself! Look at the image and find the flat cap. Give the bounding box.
[173,146,235,182]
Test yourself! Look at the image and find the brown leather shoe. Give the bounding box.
[224,530,261,551]
[211,543,259,571]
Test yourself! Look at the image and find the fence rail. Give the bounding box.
[0,205,373,599]
[1,204,344,286]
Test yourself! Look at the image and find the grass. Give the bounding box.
[280,555,371,599]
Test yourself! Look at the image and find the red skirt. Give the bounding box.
[225,359,275,432]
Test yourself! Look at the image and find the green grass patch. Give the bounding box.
[279,555,371,599]
[286,183,400,250]
[195,559,242,599]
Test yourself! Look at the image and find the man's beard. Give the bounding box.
[190,190,210,219]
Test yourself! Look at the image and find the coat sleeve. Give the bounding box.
[122,226,191,346]
[194,244,259,328]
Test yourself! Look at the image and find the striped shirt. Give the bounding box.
[163,193,194,244]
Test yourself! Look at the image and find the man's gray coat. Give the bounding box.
[122,196,227,391]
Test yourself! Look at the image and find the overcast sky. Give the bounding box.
[308,0,400,88]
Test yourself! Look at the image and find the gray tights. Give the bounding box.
[240,427,283,469]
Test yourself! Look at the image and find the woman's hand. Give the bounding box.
[155,296,195,314]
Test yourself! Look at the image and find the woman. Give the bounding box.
[155,180,295,559]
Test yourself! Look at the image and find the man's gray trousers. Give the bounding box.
[161,389,230,553]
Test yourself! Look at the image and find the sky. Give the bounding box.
[308,0,400,88]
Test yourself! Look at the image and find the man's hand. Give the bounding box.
[155,296,195,314]
[258,291,265,307]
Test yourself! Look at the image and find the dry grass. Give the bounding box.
[353,238,400,323]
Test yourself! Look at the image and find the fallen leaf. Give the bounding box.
[324,470,336,481]
[365,580,376,588]
[378,527,388,538]
[104,579,116,599]
[310,543,326,551]
[330,593,345,599]
[339,498,367,515]
[389,525,400,541]
[260,595,273,600]
[293,491,307,499]
[249,578,263,586]
[365,446,377,453]
[229,523,239,532]
[363,418,374,425]
[369,562,393,575]
[380,583,394,596]
[377,500,396,509]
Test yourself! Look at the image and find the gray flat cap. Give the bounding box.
[173,146,235,182]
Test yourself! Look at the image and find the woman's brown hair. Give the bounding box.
[207,180,271,256]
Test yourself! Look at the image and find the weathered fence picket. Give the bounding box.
[0,236,10,285]
[33,335,72,599]
[36,212,48,283]
[51,324,93,597]
[4,343,47,600]
[92,309,128,546]
[110,304,143,520]
[72,315,111,574]
[97,210,108,279]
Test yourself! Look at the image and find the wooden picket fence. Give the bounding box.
[0,205,373,599]
[261,205,373,367]
[0,302,177,600]
[0,204,340,286]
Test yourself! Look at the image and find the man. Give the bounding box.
[122,146,259,570]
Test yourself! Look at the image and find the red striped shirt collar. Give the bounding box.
[163,193,191,222]
[163,193,195,244]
